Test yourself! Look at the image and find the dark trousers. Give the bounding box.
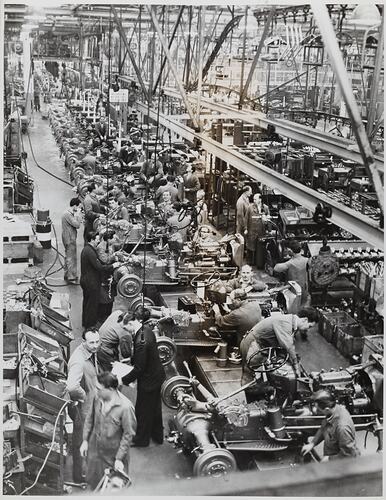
[97,302,114,324]
[81,285,99,329]
[68,405,85,483]
[134,386,164,446]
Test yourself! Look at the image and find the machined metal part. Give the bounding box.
[117,272,143,298]
[156,336,177,366]
[193,448,237,477]
[129,295,155,313]
[161,375,191,409]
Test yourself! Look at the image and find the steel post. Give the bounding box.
[311,1,384,211]
[366,10,384,139]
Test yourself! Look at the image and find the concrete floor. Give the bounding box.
[5,111,380,494]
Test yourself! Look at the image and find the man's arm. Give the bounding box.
[119,334,133,360]
[214,309,239,329]
[225,278,237,293]
[273,260,290,276]
[83,197,100,221]
[115,406,136,461]
[272,318,299,372]
[251,277,267,292]
[122,341,147,385]
[66,356,86,402]
[82,394,96,441]
[64,211,81,229]
[86,247,114,273]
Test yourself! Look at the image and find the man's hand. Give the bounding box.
[114,459,124,472]
[301,442,314,456]
[80,440,88,457]
[112,261,122,269]
[212,304,220,316]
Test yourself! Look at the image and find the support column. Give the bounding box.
[366,10,384,139]
[310,2,384,210]
[21,31,32,120]
[196,6,205,130]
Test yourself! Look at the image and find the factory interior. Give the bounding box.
[2,2,384,496]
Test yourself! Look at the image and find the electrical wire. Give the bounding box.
[20,400,71,495]
[26,128,73,187]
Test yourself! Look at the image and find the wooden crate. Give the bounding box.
[319,311,357,345]
[3,241,34,260]
[3,260,31,275]
[336,324,370,358]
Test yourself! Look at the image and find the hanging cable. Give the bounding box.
[25,129,73,187]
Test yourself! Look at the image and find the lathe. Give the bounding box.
[160,352,383,477]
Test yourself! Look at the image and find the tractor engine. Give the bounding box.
[310,368,371,414]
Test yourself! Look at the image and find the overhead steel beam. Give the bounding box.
[161,87,384,173]
[153,6,184,95]
[137,102,384,249]
[111,6,150,102]
[147,5,199,129]
[311,2,384,211]
[239,8,275,107]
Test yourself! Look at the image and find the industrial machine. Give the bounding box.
[161,353,382,477]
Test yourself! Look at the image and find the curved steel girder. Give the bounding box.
[188,15,244,91]
[137,102,384,249]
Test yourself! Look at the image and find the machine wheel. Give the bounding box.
[157,336,177,366]
[129,295,155,313]
[161,375,191,409]
[117,274,143,298]
[193,449,237,477]
[247,346,289,374]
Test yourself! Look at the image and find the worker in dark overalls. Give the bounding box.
[245,193,270,266]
